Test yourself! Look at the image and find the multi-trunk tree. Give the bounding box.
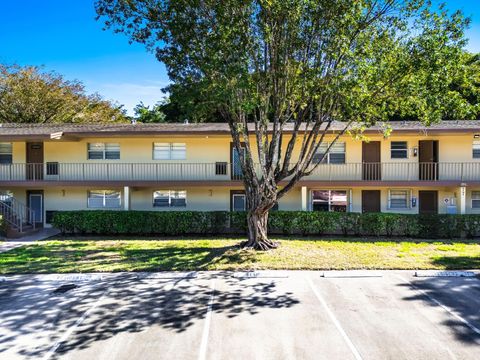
[96,0,472,249]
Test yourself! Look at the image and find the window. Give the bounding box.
[153,143,186,160]
[391,141,408,159]
[46,162,59,176]
[0,143,12,164]
[313,142,346,164]
[473,141,480,159]
[472,191,480,209]
[232,194,246,211]
[153,190,187,207]
[87,143,120,160]
[388,190,410,209]
[87,190,121,208]
[312,190,347,212]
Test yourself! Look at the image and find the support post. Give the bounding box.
[301,186,308,211]
[124,186,130,211]
[459,185,466,215]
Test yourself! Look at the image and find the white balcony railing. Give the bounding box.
[0,162,479,182]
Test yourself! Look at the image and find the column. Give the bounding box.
[458,185,466,214]
[124,186,131,211]
[301,186,308,211]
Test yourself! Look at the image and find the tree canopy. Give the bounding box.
[0,64,127,124]
[96,0,472,249]
[133,101,166,123]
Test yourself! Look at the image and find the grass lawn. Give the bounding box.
[0,236,479,274]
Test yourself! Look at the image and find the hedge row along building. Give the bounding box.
[0,121,480,233]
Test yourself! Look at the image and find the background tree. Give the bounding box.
[96,0,471,249]
[0,64,127,123]
[134,101,167,123]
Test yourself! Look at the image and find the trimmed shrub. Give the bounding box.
[52,210,480,238]
[0,215,6,237]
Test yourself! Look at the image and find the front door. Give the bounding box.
[419,190,438,214]
[362,142,381,180]
[231,143,245,180]
[419,140,438,181]
[27,190,44,225]
[26,142,44,180]
[362,190,381,213]
[230,190,246,211]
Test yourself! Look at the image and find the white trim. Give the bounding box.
[387,189,411,210]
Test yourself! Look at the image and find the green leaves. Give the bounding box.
[0,65,127,124]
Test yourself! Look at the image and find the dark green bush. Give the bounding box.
[0,215,7,237]
[52,210,480,238]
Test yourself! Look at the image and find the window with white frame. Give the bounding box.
[0,143,12,164]
[87,143,120,160]
[313,142,346,164]
[87,190,121,208]
[472,191,480,209]
[153,143,186,160]
[232,193,246,211]
[391,141,408,159]
[388,189,410,209]
[473,141,480,159]
[312,190,347,212]
[153,190,187,207]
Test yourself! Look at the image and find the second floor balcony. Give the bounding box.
[0,162,479,184]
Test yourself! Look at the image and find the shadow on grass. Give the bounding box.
[398,274,480,345]
[0,273,300,358]
[0,242,259,274]
[431,255,480,269]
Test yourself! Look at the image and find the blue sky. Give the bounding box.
[1,1,479,115]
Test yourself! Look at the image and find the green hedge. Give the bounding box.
[52,210,480,239]
[0,215,6,237]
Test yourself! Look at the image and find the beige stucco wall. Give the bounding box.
[6,132,480,166]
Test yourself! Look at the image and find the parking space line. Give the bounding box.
[306,276,363,360]
[42,275,194,360]
[397,275,480,339]
[42,286,110,360]
[198,280,216,360]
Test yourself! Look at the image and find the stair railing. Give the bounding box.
[0,198,35,233]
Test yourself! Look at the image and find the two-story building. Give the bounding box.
[1,121,480,232]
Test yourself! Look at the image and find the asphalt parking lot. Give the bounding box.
[0,271,479,360]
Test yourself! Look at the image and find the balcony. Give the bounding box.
[0,162,479,184]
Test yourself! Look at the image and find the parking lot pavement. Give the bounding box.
[0,271,479,360]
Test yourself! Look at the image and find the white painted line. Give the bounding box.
[53,274,105,283]
[415,271,476,278]
[306,276,363,360]
[144,271,198,279]
[198,280,216,360]
[42,287,110,360]
[397,275,480,340]
[43,275,189,359]
[233,271,289,279]
[322,270,383,278]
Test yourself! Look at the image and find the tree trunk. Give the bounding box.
[241,208,278,250]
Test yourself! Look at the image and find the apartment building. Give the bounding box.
[1,121,480,231]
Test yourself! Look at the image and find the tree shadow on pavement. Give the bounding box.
[0,273,300,358]
[398,275,480,345]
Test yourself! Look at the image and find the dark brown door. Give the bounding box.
[26,142,44,180]
[419,140,439,181]
[419,191,438,214]
[362,190,381,213]
[362,141,381,180]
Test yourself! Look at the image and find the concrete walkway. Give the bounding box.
[0,228,60,253]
